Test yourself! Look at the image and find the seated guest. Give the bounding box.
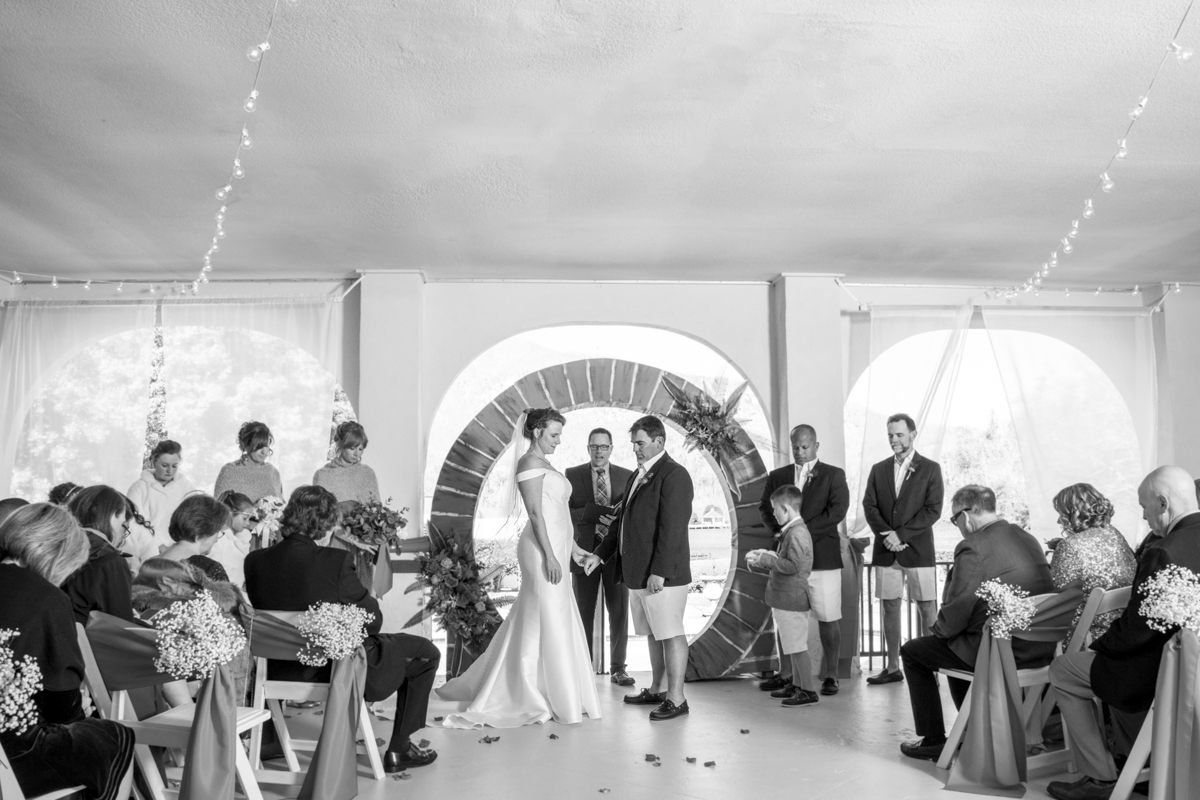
[0,503,135,800]
[208,491,256,588]
[746,485,818,707]
[62,485,136,625]
[1047,466,1200,800]
[899,484,1056,761]
[48,481,82,506]
[244,485,441,772]
[128,439,199,556]
[1049,483,1136,644]
[0,496,29,525]
[158,495,232,583]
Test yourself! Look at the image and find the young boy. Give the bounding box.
[747,484,817,706]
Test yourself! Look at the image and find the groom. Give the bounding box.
[584,415,695,721]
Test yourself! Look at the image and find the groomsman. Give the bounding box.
[862,413,944,685]
[567,428,635,686]
[757,425,850,695]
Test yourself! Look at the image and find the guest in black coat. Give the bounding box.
[566,427,635,685]
[861,412,944,684]
[1048,466,1200,800]
[757,424,850,694]
[0,503,135,800]
[245,485,441,773]
[62,486,137,625]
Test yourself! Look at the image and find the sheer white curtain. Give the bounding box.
[0,301,156,497]
[848,305,972,533]
[983,308,1156,542]
[160,298,345,496]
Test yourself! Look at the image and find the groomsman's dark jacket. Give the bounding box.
[1090,511,1200,713]
[758,460,850,571]
[566,461,633,576]
[861,451,944,569]
[595,452,694,590]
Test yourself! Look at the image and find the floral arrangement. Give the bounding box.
[404,525,501,655]
[296,603,373,667]
[977,580,1037,640]
[659,377,749,463]
[0,629,42,735]
[253,495,286,547]
[340,498,408,551]
[1139,564,1200,634]
[153,591,248,680]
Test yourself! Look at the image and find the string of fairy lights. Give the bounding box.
[2,0,297,295]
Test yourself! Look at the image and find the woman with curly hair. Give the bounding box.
[213,421,284,502]
[1049,483,1137,643]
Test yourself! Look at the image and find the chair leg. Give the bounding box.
[133,743,169,800]
[937,683,973,770]
[267,699,302,773]
[233,744,266,800]
[359,700,384,780]
[1109,709,1152,800]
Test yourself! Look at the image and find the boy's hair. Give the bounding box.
[770,484,804,512]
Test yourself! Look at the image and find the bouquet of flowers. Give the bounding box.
[340,498,408,552]
[253,495,286,547]
[404,525,501,656]
[153,591,248,680]
[0,629,42,735]
[296,603,373,667]
[1139,564,1200,634]
[977,580,1037,640]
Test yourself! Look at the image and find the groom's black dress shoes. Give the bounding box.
[610,670,636,687]
[866,668,905,685]
[759,673,788,691]
[384,743,438,772]
[648,699,689,721]
[624,688,666,705]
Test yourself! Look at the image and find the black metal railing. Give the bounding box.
[857,559,954,672]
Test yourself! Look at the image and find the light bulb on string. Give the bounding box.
[232,159,245,179]
[246,42,270,62]
[1083,199,1095,219]
[210,241,220,253]
[1034,274,1043,286]
[83,280,91,291]
[116,282,123,293]
[1061,237,1073,254]
[12,271,21,284]
[1172,41,1194,63]
[203,264,212,273]
[1130,96,1148,119]
[51,276,58,288]
[1133,284,1140,296]
[1050,251,1058,266]
[1176,282,1182,293]
[1116,139,1128,160]
[1065,287,1071,298]
[216,185,231,201]
[1095,287,1102,296]
[1041,263,1050,277]
[149,284,157,294]
[1069,220,1080,238]
[240,128,253,149]
[200,273,209,284]
[243,90,259,113]
[1101,172,1114,193]
[216,228,226,239]
[215,211,225,223]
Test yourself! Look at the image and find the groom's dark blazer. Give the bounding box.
[566,461,634,576]
[594,452,694,590]
[758,460,850,571]
[861,451,944,569]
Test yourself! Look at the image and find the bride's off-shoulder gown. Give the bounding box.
[435,467,602,727]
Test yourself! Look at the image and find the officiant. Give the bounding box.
[567,427,635,686]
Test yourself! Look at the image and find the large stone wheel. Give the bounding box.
[429,359,776,679]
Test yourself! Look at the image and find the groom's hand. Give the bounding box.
[646,574,666,594]
[582,554,602,575]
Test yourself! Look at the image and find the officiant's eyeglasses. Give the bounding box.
[587,445,612,452]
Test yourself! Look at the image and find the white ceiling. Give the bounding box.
[2,0,1199,286]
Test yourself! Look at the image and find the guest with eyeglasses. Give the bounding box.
[214,420,285,502]
[61,485,137,625]
[566,428,636,685]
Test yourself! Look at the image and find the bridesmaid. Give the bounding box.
[213,421,284,502]
[313,421,380,504]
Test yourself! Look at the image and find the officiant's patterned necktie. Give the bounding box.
[596,469,610,538]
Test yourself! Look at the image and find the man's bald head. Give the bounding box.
[1138,466,1200,535]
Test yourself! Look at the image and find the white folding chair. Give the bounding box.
[77,623,270,800]
[0,737,91,800]
[1108,702,1152,800]
[246,612,384,785]
[1065,586,1132,655]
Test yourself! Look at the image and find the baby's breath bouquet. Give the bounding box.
[253,495,286,547]
[296,603,373,667]
[1139,564,1200,634]
[977,580,1037,640]
[0,629,42,735]
[153,591,248,680]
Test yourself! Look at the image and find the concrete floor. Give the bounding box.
[261,668,1076,800]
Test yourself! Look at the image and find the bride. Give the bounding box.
[436,407,603,728]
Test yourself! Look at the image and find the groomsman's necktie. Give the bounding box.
[596,468,610,537]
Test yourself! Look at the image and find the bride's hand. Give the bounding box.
[571,543,588,565]
[545,555,563,585]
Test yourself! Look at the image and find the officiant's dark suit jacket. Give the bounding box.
[1090,511,1200,713]
[595,452,694,590]
[757,461,850,571]
[862,451,944,569]
[566,461,633,577]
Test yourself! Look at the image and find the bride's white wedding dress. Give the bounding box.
[435,467,602,728]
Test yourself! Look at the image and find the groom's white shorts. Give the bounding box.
[629,585,689,640]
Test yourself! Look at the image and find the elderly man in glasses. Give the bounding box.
[566,427,636,685]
